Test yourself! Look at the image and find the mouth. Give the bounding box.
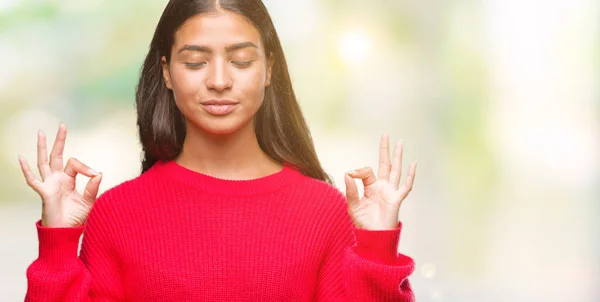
[201,99,238,106]
[200,100,239,116]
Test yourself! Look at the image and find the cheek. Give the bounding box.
[238,68,266,105]
[169,69,206,118]
[170,67,202,100]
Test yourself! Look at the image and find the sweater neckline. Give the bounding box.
[152,160,304,196]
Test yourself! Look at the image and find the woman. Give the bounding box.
[19,0,418,301]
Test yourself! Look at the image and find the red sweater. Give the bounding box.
[25,160,415,301]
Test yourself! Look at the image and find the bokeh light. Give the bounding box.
[338,29,372,65]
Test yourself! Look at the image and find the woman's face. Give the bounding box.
[161,11,273,135]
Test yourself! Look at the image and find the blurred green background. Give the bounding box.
[1,0,598,301]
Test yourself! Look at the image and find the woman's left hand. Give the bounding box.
[344,133,417,230]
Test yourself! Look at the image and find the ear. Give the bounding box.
[161,56,173,90]
[265,53,274,87]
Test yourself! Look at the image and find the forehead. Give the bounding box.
[173,11,263,49]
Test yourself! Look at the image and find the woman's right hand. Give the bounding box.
[18,123,103,228]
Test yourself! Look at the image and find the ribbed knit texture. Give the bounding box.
[25,160,415,301]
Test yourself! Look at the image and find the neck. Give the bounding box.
[175,120,282,180]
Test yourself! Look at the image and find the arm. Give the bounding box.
[317,133,418,300]
[25,195,125,301]
[19,124,123,301]
[315,197,415,301]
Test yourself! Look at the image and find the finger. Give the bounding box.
[18,156,43,193]
[37,130,51,181]
[377,133,391,180]
[49,123,67,171]
[63,158,98,179]
[348,167,377,187]
[397,161,417,200]
[389,140,404,189]
[82,173,103,206]
[344,173,360,207]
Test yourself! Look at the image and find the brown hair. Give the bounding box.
[135,0,332,183]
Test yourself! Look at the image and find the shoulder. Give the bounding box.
[92,167,156,211]
[297,175,344,197]
[291,174,354,242]
[292,173,348,211]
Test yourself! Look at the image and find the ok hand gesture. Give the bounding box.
[18,123,103,228]
[345,133,417,230]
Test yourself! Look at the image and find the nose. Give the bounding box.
[206,59,232,92]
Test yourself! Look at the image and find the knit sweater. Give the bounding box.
[25,160,415,301]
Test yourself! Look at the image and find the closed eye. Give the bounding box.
[232,61,254,68]
[184,62,206,69]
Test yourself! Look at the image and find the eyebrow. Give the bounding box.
[177,42,258,54]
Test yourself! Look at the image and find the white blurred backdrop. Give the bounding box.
[0,0,598,301]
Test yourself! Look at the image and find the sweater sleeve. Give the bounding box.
[315,194,415,301]
[25,196,125,301]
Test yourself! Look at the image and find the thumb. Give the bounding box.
[344,173,360,207]
[82,172,103,206]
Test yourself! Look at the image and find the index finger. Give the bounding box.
[349,167,377,187]
[63,158,98,178]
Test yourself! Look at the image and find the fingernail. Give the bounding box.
[88,169,98,176]
[347,170,355,175]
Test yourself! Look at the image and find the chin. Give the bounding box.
[193,117,252,136]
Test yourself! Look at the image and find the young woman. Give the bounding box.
[19,0,418,301]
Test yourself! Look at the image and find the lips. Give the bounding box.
[200,100,239,116]
[201,99,238,106]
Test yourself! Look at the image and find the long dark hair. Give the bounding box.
[135,0,332,184]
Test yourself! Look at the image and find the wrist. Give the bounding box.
[353,221,402,264]
[35,220,85,266]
